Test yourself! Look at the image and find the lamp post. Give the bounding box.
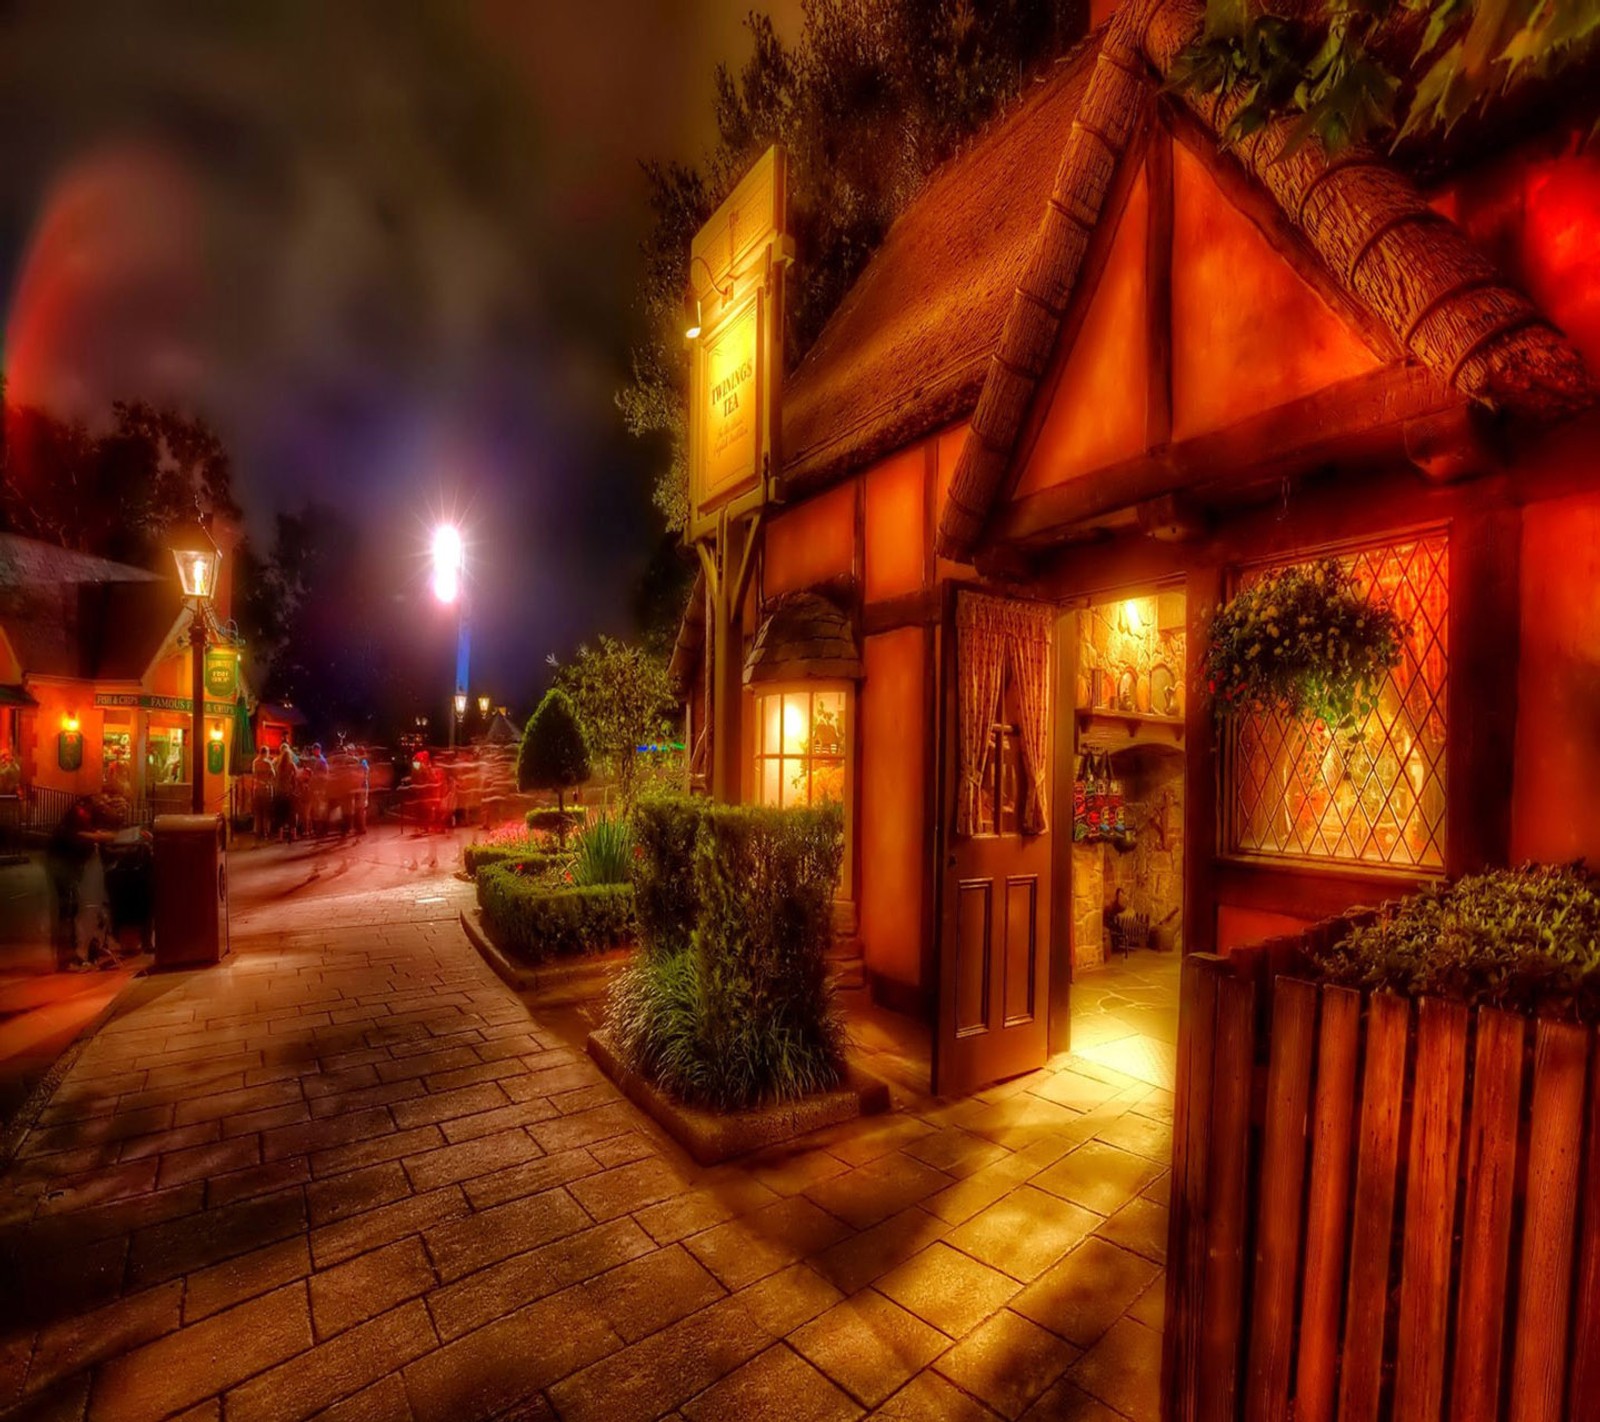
[169,522,222,815]
[431,524,470,752]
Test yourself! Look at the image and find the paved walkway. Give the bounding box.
[0,840,1170,1422]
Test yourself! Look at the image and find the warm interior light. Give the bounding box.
[209,724,224,741]
[782,698,808,754]
[685,297,703,341]
[62,714,80,733]
[1123,599,1143,634]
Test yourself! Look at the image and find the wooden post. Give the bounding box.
[1183,565,1220,955]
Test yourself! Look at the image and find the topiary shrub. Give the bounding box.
[605,800,846,1111]
[631,793,708,959]
[1308,862,1600,1022]
[477,862,635,963]
[518,689,591,834]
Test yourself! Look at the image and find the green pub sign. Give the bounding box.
[204,651,238,700]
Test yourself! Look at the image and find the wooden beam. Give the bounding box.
[1446,505,1521,877]
[987,363,1461,549]
[1183,565,1221,956]
[1146,118,1174,452]
[862,586,942,637]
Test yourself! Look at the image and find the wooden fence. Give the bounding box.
[1162,929,1600,1421]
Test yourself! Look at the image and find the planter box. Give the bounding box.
[1164,922,1600,1422]
[459,908,631,1006]
[587,1027,890,1165]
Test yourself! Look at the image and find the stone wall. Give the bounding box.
[1074,593,1186,717]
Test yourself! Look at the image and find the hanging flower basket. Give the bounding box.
[1203,558,1407,727]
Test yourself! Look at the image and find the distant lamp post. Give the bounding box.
[477,694,491,719]
[431,523,471,752]
[170,521,221,814]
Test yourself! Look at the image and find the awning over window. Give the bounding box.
[0,685,37,708]
[743,592,862,686]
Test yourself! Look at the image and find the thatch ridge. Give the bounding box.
[933,0,1595,560]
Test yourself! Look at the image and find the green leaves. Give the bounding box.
[1168,0,1600,156]
[1204,557,1408,728]
[1310,863,1600,1021]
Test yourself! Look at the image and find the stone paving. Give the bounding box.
[0,843,1170,1421]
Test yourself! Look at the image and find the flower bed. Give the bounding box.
[1165,866,1600,1421]
[475,861,634,962]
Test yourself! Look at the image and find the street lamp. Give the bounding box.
[477,694,490,719]
[431,523,471,751]
[170,521,221,814]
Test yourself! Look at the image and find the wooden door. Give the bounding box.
[935,633,1053,1095]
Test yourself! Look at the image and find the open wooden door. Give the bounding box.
[935,593,1054,1096]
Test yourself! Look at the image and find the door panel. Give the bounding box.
[1003,876,1037,1026]
[954,881,992,1036]
[936,597,1054,1095]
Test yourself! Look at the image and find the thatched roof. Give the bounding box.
[779,37,1105,494]
[743,592,862,686]
[933,0,1596,559]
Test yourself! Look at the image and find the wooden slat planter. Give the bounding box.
[1162,933,1600,1422]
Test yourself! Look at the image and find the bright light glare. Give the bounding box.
[431,523,464,603]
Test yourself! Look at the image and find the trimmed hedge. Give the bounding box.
[525,806,589,837]
[605,797,846,1110]
[463,842,564,877]
[1310,862,1600,1022]
[477,862,635,962]
[630,793,704,957]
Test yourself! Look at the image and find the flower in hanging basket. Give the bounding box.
[1203,558,1407,727]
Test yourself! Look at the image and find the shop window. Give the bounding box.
[1224,534,1448,871]
[753,686,852,892]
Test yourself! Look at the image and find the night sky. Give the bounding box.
[0,0,801,718]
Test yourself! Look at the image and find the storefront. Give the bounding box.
[0,533,247,819]
[676,18,1600,1093]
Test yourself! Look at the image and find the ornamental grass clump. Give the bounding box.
[1308,863,1600,1022]
[1203,558,1407,727]
[605,798,847,1112]
[572,814,633,887]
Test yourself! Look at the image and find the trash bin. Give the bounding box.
[153,814,229,968]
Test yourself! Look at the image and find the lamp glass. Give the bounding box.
[477,695,490,716]
[169,522,221,601]
[453,692,468,717]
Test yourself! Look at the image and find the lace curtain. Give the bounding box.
[956,592,1053,837]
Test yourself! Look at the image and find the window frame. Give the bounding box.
[749,680,855,898]
[1218,528,1450,878]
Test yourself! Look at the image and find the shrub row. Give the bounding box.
[476,862,635,963]
[526,806,588,836]
[463,842,564,877]
[1310,861,1600,1022]
[606,794,845,1111]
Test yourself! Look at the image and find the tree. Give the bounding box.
[0,397,241,568]
[552,636,678,807]
[518,688,591,815]
[620,1,1085,530]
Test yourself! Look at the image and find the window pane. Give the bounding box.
[812,757,845,806]
[782,693,810,756]
[760,756,781,807]
[782,757,807,808]
[1228,535,1447,870]
[761,694,782,756]
[811,691,846,758]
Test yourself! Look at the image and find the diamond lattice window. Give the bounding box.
[1225,534,1448,871]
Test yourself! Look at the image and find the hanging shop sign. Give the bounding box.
[687,145,792,539]
[93,693,236,716]
[206,735,226,776]
[204,650,239,700]
[58,729,84,772]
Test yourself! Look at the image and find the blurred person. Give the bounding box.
[45,798,97,969]
[251,745,273,840]
[274,743,299,841]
